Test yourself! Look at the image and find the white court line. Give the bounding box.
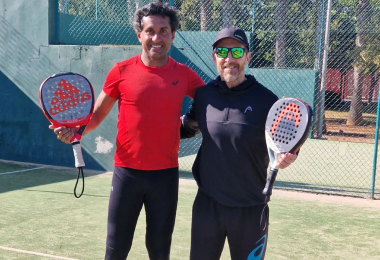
[0,166,45,176]
[0,246,79,260]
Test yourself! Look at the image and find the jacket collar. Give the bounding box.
[211,75,258,95]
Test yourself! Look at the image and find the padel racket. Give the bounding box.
[262,97,313,202]
[39,72,95,198]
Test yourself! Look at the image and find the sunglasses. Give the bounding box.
[214,47,246,59]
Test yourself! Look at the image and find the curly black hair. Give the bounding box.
[133,1,179,33]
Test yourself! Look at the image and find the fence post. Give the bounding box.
[311,0,327,138]
[168,0,173,57]
[248,0,256,68]
[316,0,332,138]
[370,76,380,199]
[55,0,59,44]
[65,0,68,13]
[96,0,99,20]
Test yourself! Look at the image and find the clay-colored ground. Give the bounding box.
[322,110,377,143]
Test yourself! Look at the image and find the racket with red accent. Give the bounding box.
[39,72,95,198]
[262,98,312,202]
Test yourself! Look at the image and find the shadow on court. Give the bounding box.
[275,180,371,197]
[177,171,371,198]
[0,161,108,195]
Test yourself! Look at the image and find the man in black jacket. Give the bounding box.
[181,27,297,260]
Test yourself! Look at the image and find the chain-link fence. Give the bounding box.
[56,0,380,199]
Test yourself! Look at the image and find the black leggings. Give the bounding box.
[190,190,269,260]
[105,167,179,260]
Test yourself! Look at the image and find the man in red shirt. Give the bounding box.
[50,2,204,259]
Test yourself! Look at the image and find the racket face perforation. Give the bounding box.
[39,73,94,127]
[265,98,312,153]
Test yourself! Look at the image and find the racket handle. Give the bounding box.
[70,125,86,143]
[72,142,85,168]
[262,168,279,196]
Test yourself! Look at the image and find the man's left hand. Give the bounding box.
[277,153,297,169]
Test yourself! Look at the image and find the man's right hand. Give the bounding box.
[49,125,77,144]
[48,91,118,144]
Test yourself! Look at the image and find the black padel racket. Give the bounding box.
[39,72,95,198]
[262,98,313,202]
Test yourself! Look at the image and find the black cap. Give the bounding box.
[212,27,249,49]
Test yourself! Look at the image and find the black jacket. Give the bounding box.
[182,75,278,207]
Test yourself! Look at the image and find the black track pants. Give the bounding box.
[190,190,269,260]
[104,167,179,260]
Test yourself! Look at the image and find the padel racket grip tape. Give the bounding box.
[72,142,85,168]
[263,168,279,196]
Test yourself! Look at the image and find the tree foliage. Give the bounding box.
[61,0,380,77]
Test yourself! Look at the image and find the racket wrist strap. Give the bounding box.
[74,167,85,198]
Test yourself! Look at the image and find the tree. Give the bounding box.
[128,0,139,26]
[274,0,287,68]
[222,0,234,28]
[200,0,212,31]
[347,0,372,126]
[179,0,200,31]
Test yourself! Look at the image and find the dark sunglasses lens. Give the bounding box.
[231,48,244,58]
[216,48,228,58]
[216,48,245,58]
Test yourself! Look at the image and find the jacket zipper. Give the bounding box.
[224,89,231,121]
